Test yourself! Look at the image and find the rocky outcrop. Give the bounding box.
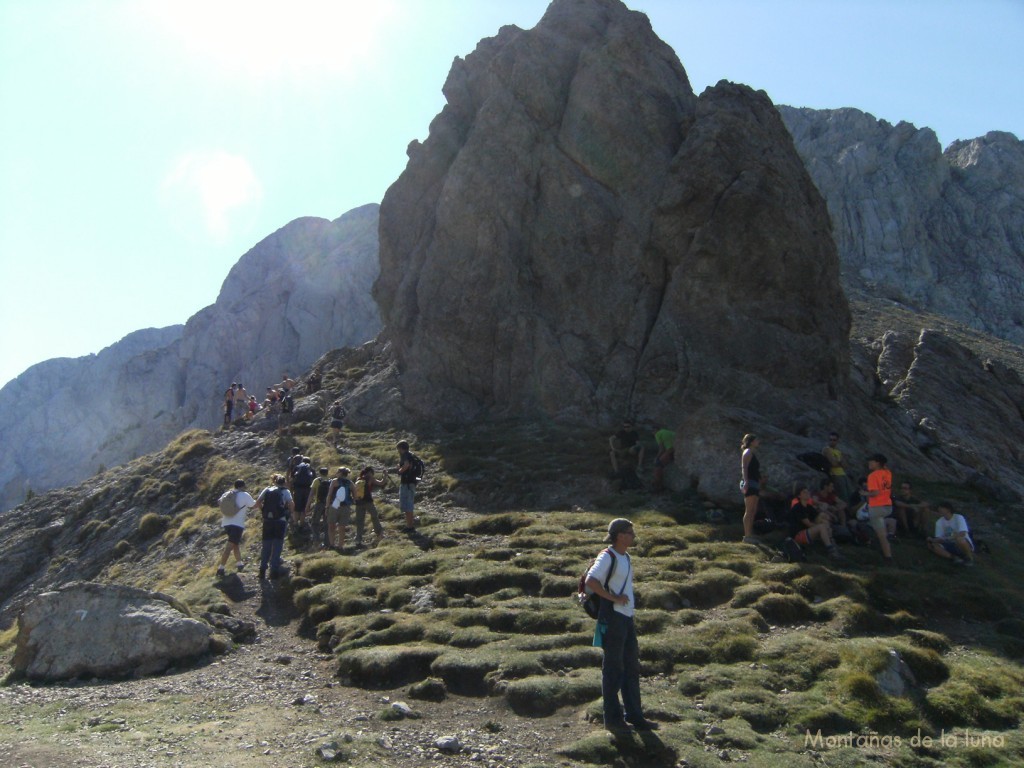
[0,204,382,510]
[375,0,848,435]
[11,582,213,681]
[779,107,1024,344]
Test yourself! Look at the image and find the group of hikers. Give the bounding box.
[222,373,345,440]
[221,374,297,430]
[585,426,982,734]
[210,409,981,737]
[738,430,976,567]
[611,421,977,568]
[214,440,423,579]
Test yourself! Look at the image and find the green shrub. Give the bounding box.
[336,645,442,688]
[138,513,170,539]
[752,593,814,625]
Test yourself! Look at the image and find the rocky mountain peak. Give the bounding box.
[374,0,847,442]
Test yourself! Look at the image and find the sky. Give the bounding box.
[1,0,1021,389]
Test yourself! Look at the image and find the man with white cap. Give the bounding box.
[585,517,656,733]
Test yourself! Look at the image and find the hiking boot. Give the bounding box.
[742,535,760,544]
[964,559,975,567]
[627,718,659,731]
[605,720,631,735]
[882,556,896,567]
[215,566,225,578]
[827,546,843,560]
[259,570,267,580]
[236,561,245,572]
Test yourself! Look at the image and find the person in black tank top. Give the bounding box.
[740,434,762,542]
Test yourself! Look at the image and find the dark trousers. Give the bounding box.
[601,611,643,725]
[260,519,287,576]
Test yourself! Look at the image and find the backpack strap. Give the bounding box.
[602,548,617,592]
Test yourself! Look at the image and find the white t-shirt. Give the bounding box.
[935,513,974,551]
[221,490,256,528]
[586,548,634,617]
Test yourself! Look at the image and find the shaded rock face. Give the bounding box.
[0,205,381,510]
[12,581,212,681]
[375,0,849,430]
[780,107,1024,344]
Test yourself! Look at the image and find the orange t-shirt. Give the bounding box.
[867,468,892,507]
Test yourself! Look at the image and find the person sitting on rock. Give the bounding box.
[926,501,975,566]
[609,419,645,474]
[813,477,848,529]
[892,481,929,537]
[788,485,841,559]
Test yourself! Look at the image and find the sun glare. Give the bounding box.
[160,151,262,240]
[140,0,398,79]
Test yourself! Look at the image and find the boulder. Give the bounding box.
[11,581,213,681]
[374,0,849,463]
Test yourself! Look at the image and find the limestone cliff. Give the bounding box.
[779,106,1024,344]
[0,205,381,510]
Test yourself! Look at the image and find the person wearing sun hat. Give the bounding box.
[585,518,657,733]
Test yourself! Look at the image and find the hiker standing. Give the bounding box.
[865,453,895,566]
[254,474,294,580]
[740,433,761,543]
[651,427,675,492]
[586,518,656,733]
[216,479,256,577]
[823,431,854,502]
[222,383,236,428]
[353,466,387,547]
[326,467,355,549]
[306,467,331,543]
[291,456,315,527]
[329,402,347,448]
[392,440,420,532]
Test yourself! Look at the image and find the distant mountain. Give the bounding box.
[0,204,382,510]
[779,106,1024,345]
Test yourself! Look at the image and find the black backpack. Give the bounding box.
[409,454,425,482]
[779,537,807,563]
[293,463,314,489]
[261,487,286,521]
[315,477,331,503]
[281,394,294,414]
[576,548,617,619]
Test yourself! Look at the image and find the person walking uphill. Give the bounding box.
[254,474,294,580]
[585,518,656,734]
[215,479,255,577]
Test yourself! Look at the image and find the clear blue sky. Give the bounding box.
[1,0,1021,388]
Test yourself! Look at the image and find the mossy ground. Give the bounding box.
[6,379,1024,768]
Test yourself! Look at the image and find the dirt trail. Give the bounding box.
[0,564,592,768]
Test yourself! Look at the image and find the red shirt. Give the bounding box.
[867,469,892,507]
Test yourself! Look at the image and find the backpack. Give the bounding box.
[576,549,617,619]
[330,479,351,509]
[218,489,239,517]
[332,405,346,420]
[409,454,425,482]
[294,463,314,489]
[315,477,331,504]
[353,478,372,502]
[779,537,807,563]
[261,487,286,521]
[281,393,294,414]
